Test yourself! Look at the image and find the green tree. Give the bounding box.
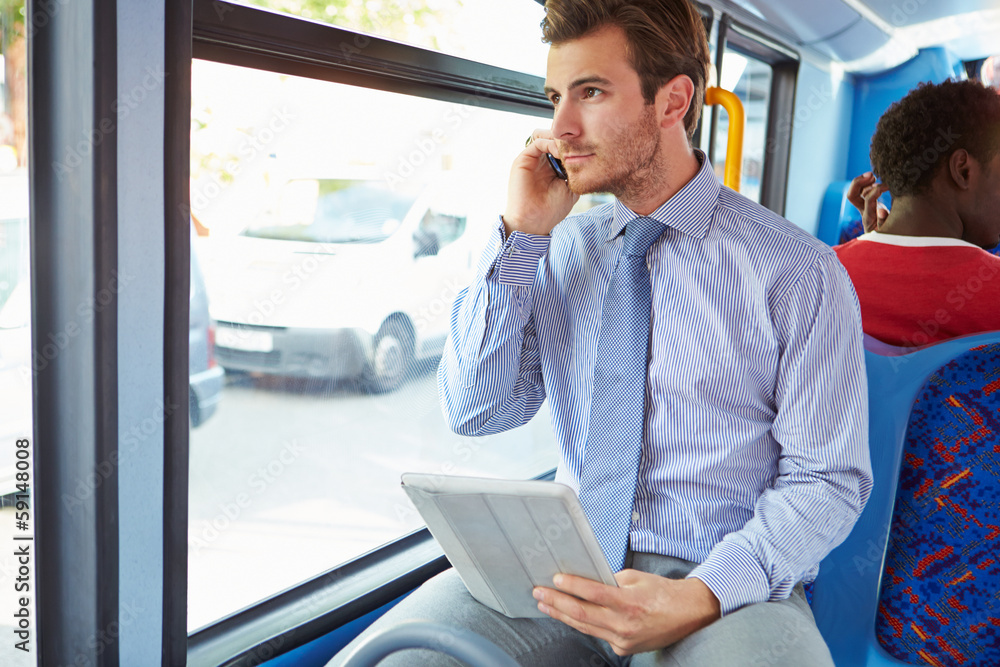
[0,0,26,166]
[0,0,23,47]
[248,0,463,51]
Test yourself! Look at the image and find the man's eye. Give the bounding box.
[550,94,561,105]
[584,88,603,98]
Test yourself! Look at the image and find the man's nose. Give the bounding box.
[551,102,580,143]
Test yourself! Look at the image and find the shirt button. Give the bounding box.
[632,511,640,522]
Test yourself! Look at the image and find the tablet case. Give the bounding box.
[400,472,617,618]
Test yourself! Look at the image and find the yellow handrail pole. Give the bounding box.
[704,86,745,192]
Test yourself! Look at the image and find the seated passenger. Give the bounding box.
[332,1,870,665]
[834,79,1000,348]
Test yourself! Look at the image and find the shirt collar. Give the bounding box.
[607,149,719,243]
[857,231,982,249]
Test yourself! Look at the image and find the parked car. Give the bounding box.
[0,239,223,486]
[0,235,223,499]
[205,176,492,393]
[190,242,225,426]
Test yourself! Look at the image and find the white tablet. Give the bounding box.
[400,472,618,618]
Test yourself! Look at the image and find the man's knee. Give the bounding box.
[739,611,831,667]
[663,597,833,667]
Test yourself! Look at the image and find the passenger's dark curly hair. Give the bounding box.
[870,79,1000,197]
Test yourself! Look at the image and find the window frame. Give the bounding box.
[32,0,122,659]
[166,0,194,662]
[191,0,554,116]
[188,530,449,665]
[720,16,800,216]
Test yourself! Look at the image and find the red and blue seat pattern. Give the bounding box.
[875,343,1000,666]
[839,217,865,246]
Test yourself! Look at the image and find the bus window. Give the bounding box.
[187,59,564,631]
[235,0,548,77]
[706,49,773,203]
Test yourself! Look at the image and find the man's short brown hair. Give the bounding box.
[541,0,711,139]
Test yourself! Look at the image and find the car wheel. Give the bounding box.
[362,318,414,394]
[189,389,202,428]
[222,368,253,387]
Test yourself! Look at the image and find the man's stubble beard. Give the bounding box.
[566,104,665,204]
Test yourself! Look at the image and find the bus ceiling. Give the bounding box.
[704,0,1000,73]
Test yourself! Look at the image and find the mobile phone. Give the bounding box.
[546,153,568,181]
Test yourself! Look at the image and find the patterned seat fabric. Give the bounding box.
[839,217,864,245]
[876,343,1000,666]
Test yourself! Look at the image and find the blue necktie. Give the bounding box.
[578,216,666,571]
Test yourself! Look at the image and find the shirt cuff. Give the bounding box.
[478,216,550,287]
[687,540,771,616]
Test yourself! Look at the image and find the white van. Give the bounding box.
[207,176,494,393]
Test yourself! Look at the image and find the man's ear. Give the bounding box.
[948,149,973,190]
[656,74,695,130]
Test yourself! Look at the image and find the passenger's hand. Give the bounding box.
[532,570,721,656]
[847,172,889,233]
[502,130,579,237]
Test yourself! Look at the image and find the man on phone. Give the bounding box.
[330,1,870,664]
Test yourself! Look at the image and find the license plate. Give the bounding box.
[216,327,273,352]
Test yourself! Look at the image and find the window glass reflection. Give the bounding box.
[709,50,773,203]
[234,0,549,77]
[188,59,565,630]
[0,3,31,484]
[0,5,34,664]
[245,179,418,243]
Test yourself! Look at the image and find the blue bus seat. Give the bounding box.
[340,620,519,667]
[261,596,409,667]
[816,180,1000,259]
[874,340,1000,666]
[817,180,862,247]
[811,331,1000,666]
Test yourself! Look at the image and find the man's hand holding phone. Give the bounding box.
[502,130,579,237]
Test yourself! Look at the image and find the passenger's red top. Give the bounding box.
[834,232,1000,347]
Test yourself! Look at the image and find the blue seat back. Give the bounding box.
[816,179,1000,257]
[812,332,1000,666]
[874,343,1000,666]
[817,180,862,247]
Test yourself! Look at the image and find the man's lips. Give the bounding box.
[562,153,594,163]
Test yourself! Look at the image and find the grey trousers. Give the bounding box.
[328,552,834,666]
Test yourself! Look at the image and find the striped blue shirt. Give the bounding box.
[438,153,872,615]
